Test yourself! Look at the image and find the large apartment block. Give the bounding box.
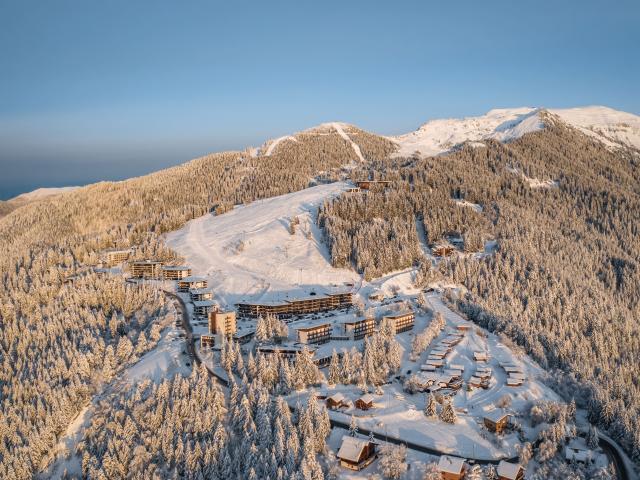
[296,323,331,345]
[209,310,237,336]
[383,310,415,334]
[236,291,353,318]
[130,260,164,279]
[177,276,208,293]
[161,265,192,280]
[341,317,375,340]
[105,249,132,266]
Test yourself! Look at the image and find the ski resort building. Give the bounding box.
[296,323,331,345]
[236,291,353,318]
[233,330,254,344]
[340,317,375,340]
[326,393,349,409]
[432,244,455,257]
[161,265,192,280]
[200,334,216,349]
[336,435,377,471]
[177,276,208,293]
[437,455,466,480]
[190,288,213,302]
[105,248,131,266]
[483,410,511,433]
[193,300,216,317]
[497,460,524,480]
[208,310,237,336]
[130,260,163,279]
[382,310,415,334]
[354,180,391,190]
[564,438,595,464]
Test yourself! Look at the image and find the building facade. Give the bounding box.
[341,317,375,340]
[296,323,331,345]
[209,310,237,336]
[383,310,415,334]
[236,291,353,318]
[130,260,164,279]
[177,276,208,293]
[161,265,192,280]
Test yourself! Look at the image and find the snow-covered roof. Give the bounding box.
[483,409,509,423]
[180,275,207,283]
[328,392,346,403]
[162,265,190,271]
[193,300,216,308]
[383,310,414,319]
[509,372,526,380]
[337,436,371,463]
[190,288,211,295]
[438,455,465,474]
[358,394,375,404]
[497,460,522,479]
[339,316,373,325]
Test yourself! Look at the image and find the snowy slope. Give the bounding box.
[165,182,360,309]
[9,186,80,202]
[391,106,640,157]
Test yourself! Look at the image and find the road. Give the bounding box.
[599,434,635,480]
[163,290,229,386]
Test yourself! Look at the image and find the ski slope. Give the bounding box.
[391,106,640,157]
[165,182,360,309]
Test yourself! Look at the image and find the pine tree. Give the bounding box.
[348,415,358,437]
[440,399,457,424]
[425,393,437,417]
[327,349,341,385]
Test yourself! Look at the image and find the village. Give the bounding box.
[78,183,621,480]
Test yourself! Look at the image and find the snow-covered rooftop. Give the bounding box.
[337,435,371,462]
[438,455,465,474]
[497,460,522,479]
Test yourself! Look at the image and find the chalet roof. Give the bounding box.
[327,392,346,403]
[448,363,465,370]
[474,352,488,360]
[438,455,465,474]
[296,323,331,332]
[484,409,509,423]
[358,394,375,404]
[190,288,211,295]
[180,275,207,283]
[497,460,522,480]
[337,436,373,463]
[509,372,526,380]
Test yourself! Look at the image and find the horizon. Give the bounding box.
[1,0,639,199]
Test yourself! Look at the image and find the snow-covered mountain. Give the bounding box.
[0,186,80,218]
[390,106,640,157]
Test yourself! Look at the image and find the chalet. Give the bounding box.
[426,359,444,368]
[297,323,331,345]
[483,410,511,434]
[105,248,131,266]
[368,291,385,301]
[468,376,483,388]
[506,378,523,387]
[420,364,437,372]
[161,265,192,280]
[355,394,375,410]
[448,363,465,372]
[201,334,216,349]
[178,276,208,293]
[432,244,455,257]
[236,291,353,318]
[340,317,374,340]
[233,330,255,344]
[336,435,377,471]
[346,187,362,193]
[437,455,466,480]
[257,344,306,360]
[326,392,349,409]
[473,351,488,362]
[565,438,594,463]
[382,310,415,334]
[497,460,524,480]
[190,288,213,302]
[193,300,216,317]
[456,324,471,332]
[209,310,237,336]
[130,260,163,279]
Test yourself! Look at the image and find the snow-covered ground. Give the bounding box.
[8,186,80,202]
[390,106,640,157]
[165,182,360,310]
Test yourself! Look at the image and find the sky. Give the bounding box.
[1,0,639,199]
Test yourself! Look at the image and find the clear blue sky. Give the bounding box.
[1,0,638,199]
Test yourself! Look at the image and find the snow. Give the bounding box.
[390,106,640,157]
[438,455,465,474]
[330,122,366,162]
[262,135,297,156]
[337,435,370,462]
[497,460,522,479]
[8,186,80,202]
[453,199,483,213]
[165,182,360,310]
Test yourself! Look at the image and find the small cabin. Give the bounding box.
[326,392,349,409]
[473,351,488,362]
[355,394,375,411]
[432,244,455,257]
[483,410,511,434]
[336,435,377,471]
[497,460,524,480]
[437,455,466,480]
[565,438,595,464]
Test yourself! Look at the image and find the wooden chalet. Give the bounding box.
[437,455,466,480]
[355,394,375,410]
[130,260,163,279]
[483,410,511,434]
[432,244,455,257]
[326,392,349,409]
[178,276,208,293]
[473,351,488,362]
[209,310,237,336]
[497,460,524,480]
[382,310,415,334]
[340,317,374,340]
[564,438,595,464]
[161,265,192,280]
[336,435,377,471]
[354,179,391,190]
